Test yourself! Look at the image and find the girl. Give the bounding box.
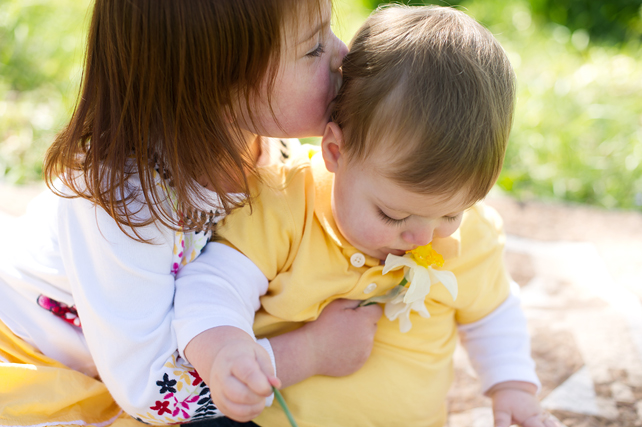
[0,0,381,425]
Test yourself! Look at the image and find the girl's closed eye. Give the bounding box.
[378,208,409,226]
[306,42,325,57]
[443,214,461,222]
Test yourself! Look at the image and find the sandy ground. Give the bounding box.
[447,194,642,427]
[2,184,642,426]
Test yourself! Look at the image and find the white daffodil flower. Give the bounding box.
[363,245,458,332]
[382,286,431,333]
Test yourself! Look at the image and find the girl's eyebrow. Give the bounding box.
[298,18,329,44]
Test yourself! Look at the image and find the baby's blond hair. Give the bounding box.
[334,5,515,203]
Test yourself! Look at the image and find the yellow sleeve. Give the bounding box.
[214,163,310,281]
[450,203,511,324]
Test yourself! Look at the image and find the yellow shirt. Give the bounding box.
[216,149,510,427]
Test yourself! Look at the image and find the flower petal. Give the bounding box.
[403,266,432,304]
[382,254,417,275]
[398,307,413,333]
[429,268,458,300]
[384,300,408,321]
[410,299,431,319]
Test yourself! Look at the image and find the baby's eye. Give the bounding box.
[443,214,460,222]
[378,209,408,226]
[306,43,325,57]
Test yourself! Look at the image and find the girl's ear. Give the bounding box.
[321,122,344,173]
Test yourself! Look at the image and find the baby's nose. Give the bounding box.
[402,228,433,247]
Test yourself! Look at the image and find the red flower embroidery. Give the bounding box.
[151,400,171,415]
[188,370,202,386]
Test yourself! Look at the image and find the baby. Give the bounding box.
[175,5,557,427]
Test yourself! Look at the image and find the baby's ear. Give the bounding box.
[321,122,344,173]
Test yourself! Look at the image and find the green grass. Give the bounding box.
[0,0,91,183]
[465,0,642,210]
[1,0,640,210]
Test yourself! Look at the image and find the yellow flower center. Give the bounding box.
[407,244,444,268]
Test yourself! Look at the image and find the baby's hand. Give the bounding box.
[303,298,382,377]
[489,381,562,427]
[208,338,279,421]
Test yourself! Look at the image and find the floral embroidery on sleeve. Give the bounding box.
[133,354,220,424]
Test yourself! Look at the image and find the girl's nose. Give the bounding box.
[401,227,433,247]
[331,35,349,72]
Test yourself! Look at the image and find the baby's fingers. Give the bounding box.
[493,409,512,427]
[356,301,383,321]
[522,412,564,427]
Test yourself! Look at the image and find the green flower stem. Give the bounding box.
[360,301,379,306]
[358,277,408,307]
[273,386,299,427]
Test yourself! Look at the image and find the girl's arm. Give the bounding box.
[60,195,223,424]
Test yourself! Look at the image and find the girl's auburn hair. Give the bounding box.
[44,0,321,240]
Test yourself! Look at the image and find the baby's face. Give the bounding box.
[330,154,470,261]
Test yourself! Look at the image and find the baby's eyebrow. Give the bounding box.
[378,200,409,215]
[378,199,465,219]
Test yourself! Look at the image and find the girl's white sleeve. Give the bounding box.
[59,196,224,423]
[173,242,269,359]
[457,282,541,394]
[173,242,274,406]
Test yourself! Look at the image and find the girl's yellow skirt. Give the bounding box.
[0,320,146,427]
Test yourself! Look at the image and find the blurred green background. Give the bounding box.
[1,0,641,210]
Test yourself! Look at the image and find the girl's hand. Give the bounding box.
[488,381,562,427]
[185,326,278,422]
[208,338,279,421]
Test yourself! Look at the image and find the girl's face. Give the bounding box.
[236,0,348,139]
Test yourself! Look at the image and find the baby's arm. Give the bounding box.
[457,283,540,392]
[458,283,560,426]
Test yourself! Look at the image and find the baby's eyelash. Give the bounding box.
[378,209,408,226]
[443,215,460,222]
[306,43,325,57]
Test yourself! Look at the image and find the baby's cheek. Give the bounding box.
[436,220,462,239]
[363,224,392,247]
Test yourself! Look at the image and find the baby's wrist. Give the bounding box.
[300,323,325,376]
[269,325,319,387]
[486,380,538,397]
